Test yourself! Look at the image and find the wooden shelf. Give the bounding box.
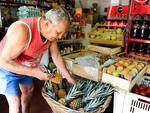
[89,38,124,47]
[98,24,126,28]
[58,38,84,43]
[61,50,81,56]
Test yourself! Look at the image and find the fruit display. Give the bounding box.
[132,76,150,98]
[89,28,123,41]
[118,53,150,64]
[106,59,146,81]
[45,78,114,112]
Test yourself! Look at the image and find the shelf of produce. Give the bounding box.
[89,38,123,47]
[98,24,126,28]
[128,38,150,43]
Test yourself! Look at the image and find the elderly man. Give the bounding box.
[0,7,76,113]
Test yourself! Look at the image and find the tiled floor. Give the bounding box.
[0,79,113,113]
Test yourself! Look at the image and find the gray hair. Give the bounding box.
[44,7,71,26]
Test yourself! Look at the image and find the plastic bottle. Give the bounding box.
[130,20,141,38]
[140,21,148,39]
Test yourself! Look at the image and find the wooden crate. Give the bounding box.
[87,44,121,55]
[72,63,102,82]
[88,24,125,47]
[117,52,150,74]
[147,65,150,74]
[63,51,96,74]
[102,60,147,92]
[63,51,109,82]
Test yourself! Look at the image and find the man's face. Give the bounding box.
[42,20,69,41]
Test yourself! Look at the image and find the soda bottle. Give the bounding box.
[147,23,150,40]
[140,21,149,39]
[129,42,137,54]
[136,43,144,56]
[144,44,150,57]
[130,20,141,38]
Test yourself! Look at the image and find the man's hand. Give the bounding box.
[66,76,77,85]
[32,67,54,80]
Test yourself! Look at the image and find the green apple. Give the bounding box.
[105,35,111,40]
[111,36,117,40]
[90,34,95,39]
[116,28,122,34]
[109,65,116,70]
[116,66,124,72]
[112,72,119,77]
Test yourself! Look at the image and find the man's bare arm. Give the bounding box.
[0,23,51,80]
[50,40,76,84]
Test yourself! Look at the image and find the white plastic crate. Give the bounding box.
[123,92,150,113]
[114,76,150,113]
[114,91,150,113]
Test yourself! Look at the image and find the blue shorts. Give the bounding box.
[0,68,33,96]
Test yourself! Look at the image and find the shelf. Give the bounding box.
[0,1,52,9]
[58,38,84,43]
[97,24,126,28]
[61,50,81,56]
[89,38,124,47]
[128,38,150,43]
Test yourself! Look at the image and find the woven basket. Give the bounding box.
[42,81,112,113]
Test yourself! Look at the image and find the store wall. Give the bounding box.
[75,0,129,16]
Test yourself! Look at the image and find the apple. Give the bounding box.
[107,70,113,74]
[111,36,117,40]
[131,68,138,74]
[138,63,145,68]
[116,66,124,72]
[105,35,111,40]
[129,70,136,76]
[121,68,130,74]
[90,34,95,39]
[109,65,116,70]
[98,29,104,33]
[115,62,123,67]
[132,61,138,65]
[127,64,136,69]
[118,60,124,64]
[116,28,123,34]
[112,72,119,77]
[137,64,143,70]
[124,61,132,66]
[135,65,141,71]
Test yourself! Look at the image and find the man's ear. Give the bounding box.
[48,20,52,25]
[45,20,52,27]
